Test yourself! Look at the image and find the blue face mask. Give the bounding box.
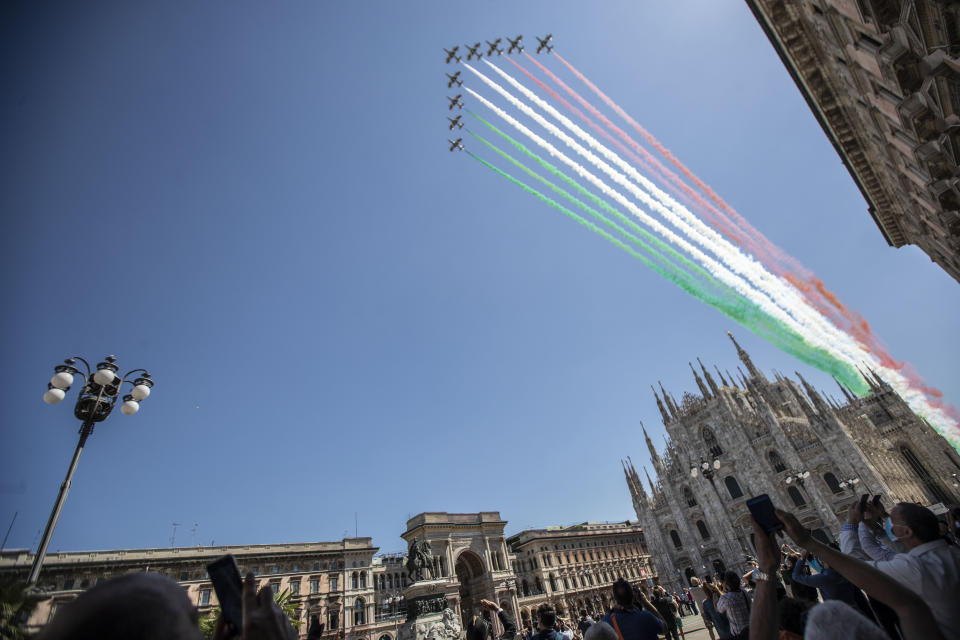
[884,516,898,542]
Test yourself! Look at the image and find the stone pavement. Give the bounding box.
[673,612,713,640]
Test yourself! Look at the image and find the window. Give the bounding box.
[251,568,259,576]
[313,562,320,571]
[352,572,358,589]
[62,579,75,590]
[290,580,300,595]
[788,486,806,507]
[724,476,743,499]
[310,579,319,594]
[330,576,338,591]
[200,589,211,606]
[683,487,697,507]
[696,521,711,540]
[180,572,189,581]
[352,561,358,568]
[823,473,842,494]
[271,566,279,574]
[329,612,339,630]
[703,427,723,457]
[768,451,786,473]
[354,598,366,625]
[669,530,682,550]
[292,565,299,572]
[359,572,366,589]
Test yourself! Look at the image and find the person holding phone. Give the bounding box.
[789,552,874,619]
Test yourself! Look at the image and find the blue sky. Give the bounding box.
[2,1,957,556]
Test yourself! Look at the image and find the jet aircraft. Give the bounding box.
[445,71,462,88]
[447,115,464,130]
[444,47,461,64]
[447,94,464,110]
[485,38,503,56]
[449,138,464,152]
[465,42,483,61]
[506,35,523,54]
[536,34,553,54]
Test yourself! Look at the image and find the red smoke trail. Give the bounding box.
[551,53,957,417]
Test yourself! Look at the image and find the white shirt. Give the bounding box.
[841,530,960,637]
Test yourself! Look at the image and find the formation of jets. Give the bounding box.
[449,138,464,152]
[443,35,552,63]
[448,115,463,130]
[446,71,462,88]
[447,94,463,110]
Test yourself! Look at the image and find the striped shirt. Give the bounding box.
[716,590,751,636]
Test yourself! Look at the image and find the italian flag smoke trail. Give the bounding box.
[464,141,869,392]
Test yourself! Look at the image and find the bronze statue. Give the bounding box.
[405,537,434,582]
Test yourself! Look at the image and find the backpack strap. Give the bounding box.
[609,615,625,640]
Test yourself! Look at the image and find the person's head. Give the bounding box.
[722,570,741,592]
[888,503,940,548]
[466,615,491,640]
[803,600,886,640]
[37,573,201,640]
[537,604,556,630]
[611,578,633,609]
[583,622,617,640]
[778,598,810,637]
[689,576,700,587]
[580,611,587,619]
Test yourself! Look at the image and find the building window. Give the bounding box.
[62,579,74,590]
[768,451,786,473]
[823,473,843,494]
[271,566,279,574]
[724,476,743,499]
[359,572,366,589]
[329,612,339,630]
[313,562,320,571]
[669,530,682,550]
[696,521,711,540]
[354,598,365,625]
[683,487,696,507]
[270,583,279,594]
[292,565,299,573]
[788,486,806,507]
[310,579,319,594]
[251,568,259,576]
[703,427,723,457]
[352,572,358,589]
[200,589,211,606]
[290,580,300,595]
[180,572,189,581]
[330,576,338,591]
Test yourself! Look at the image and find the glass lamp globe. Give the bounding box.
[43,388,66,404]
[690,468,698,478]
[120,400,140,415]
[785,476,792,484]
[131,384,151,401]
[93,368,116,385]
[802,471,811,479]
[51,372,74,389]
[713,459,721,469]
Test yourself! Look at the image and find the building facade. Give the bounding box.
[746,0,960,282]
[625,333,960,591]
[1,514,653,637]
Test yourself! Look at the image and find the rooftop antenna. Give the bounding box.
[170,522,181,547]
[190,523,199,547]
[1,512,17,551]
[355,513,358,538]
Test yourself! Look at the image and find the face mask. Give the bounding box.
[884,516,898,542]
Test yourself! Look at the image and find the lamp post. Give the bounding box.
[784,471,810,486]
[689,458,721,480]
[838,477,861,492]
[30,355,154,585]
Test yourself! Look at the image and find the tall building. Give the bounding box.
[624,333,960,591]
[746,0,960,282]
[0,514,653,638]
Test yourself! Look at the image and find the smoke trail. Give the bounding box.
[461,66,959,443]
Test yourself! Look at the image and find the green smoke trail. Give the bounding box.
[465,148,868,392]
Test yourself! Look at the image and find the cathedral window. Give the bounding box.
[669,530,682,550]
[724,476,743,499]
[787,486,806,507]
[823,473,843,494]
[696,521,711,540]
[703,428,723,457]
[683,487,697,507]
[768,451,787,473]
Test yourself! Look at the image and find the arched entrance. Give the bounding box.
[455,550,487,627]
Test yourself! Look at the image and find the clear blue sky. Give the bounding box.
[2,1,957,556]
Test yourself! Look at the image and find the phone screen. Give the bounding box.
[207,554,243,633]
[746,494,784,534]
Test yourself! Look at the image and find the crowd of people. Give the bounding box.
[28,498,960,640]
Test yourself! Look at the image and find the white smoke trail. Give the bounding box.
[462,65,959,439]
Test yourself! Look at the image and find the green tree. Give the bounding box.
[0,579,40,640]
[199,587,301,639]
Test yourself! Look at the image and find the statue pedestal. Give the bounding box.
[397,580,462,640]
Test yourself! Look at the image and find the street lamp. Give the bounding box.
[838,477,861,491]
[949,473,959,489]
[690,458,721,479]
[30,355,153,585]
[784,471,810,486]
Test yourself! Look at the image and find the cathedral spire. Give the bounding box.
[643,466,657,497]
[728,332,766,382]
[866,365,888,390]
[652,385,671,423]
[856,366,879,392]
[689,361,711,398]
[642,420,665,470]
[715,365,729,387]
[834,377,855,403]
[727,369,738,389]
[698,358,720,396]
[659,381,679,417]
[737,366,750,388]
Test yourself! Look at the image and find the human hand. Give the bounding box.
[242,573,297,640]
[749,515,780,573]
[480,599,500,611]
[212,615,239,640]
[846,502,862,525]
[774,508,811,547]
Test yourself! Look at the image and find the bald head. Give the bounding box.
[38,573,202,640]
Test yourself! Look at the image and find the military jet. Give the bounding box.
[446,71,462,88]
[449,138,464,152]
[447,115,464,130]
[506,35,523,54]
[485,38,503,56]
[447,94,464,110]
[465,42,483,61]
[444,47,461,64]
[536,34,553,54]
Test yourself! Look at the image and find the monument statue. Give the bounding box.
[405,537,434,582]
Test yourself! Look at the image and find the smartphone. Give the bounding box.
[859,494,869,513]
[746,494,784,534]
[207,554,243,633]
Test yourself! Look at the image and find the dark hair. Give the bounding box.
[580,611,587,617]
[778,598,809,636]
[612,578,633,608]
[538,604,556,628]
[466,616,490,640]
[722,570,741,592]
[896,503,940,542]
